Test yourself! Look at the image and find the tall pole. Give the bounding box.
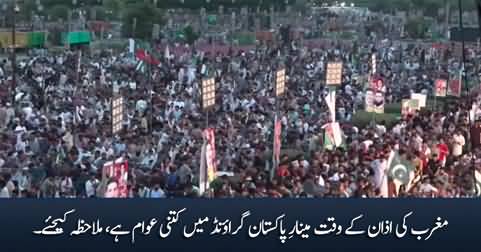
[149,51,153,135]
[11,0,17,107]
[458,0,475,196]
[459,0,466,73]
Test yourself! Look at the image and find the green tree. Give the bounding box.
[122,2,163,40]
[183,25,199,45]
[103,0,123,19]
[47,4,70,21]
[405,17,428,39]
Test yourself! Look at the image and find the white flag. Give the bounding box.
[324,88,336,123]
[165,45,171,60]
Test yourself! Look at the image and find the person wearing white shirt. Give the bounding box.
[0,183,9,198]
[452,132,465,157]
[150,185,165,198]
[85,176,99,198]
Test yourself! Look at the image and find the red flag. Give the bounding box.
[135,49,160,66]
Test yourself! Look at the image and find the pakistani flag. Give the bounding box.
[323,122,344,151]
[475,170,481,197]
[387,151,415,185]
[135,60,145,73]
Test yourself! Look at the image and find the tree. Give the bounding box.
[405,17,428,39]
[122,2,164,40]
[47,4,70,22]
[183,25,199,45]
[103,0,123,19]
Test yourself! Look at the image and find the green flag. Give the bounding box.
[323,123,344,151]
[387,151,415,185]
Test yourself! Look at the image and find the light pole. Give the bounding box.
[201,77,216,196]
[272,67,286,179]
[11,0,19,107]
[325,61,343,123]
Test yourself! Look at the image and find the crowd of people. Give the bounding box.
[0,20,480,199]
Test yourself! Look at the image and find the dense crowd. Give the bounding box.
[0,28,480,198]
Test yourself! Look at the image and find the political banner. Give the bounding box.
[365,90,375,113]
[373,92,385,114]
[401,99,419,117]
[370,77,384,92]
[102,158,129,198]
[447,79,461,97]
[200,128,217,195]
[435,79,447,97]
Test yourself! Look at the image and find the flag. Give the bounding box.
[323,122,344,150]
[165,45,171,60]
[435,79,447,97]
[324,88,336,122]
[273,117,282,170]
[200,128,217,195]
[135,60,145,73]
[135,40,160,66]
[102,158,129,198]
[387,151,415,186]
[128,38,135,54]
[475,170,481,197]
[77,50,82,75]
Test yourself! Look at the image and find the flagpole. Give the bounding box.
[148,49,153,136]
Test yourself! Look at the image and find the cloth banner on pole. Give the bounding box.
[322,122,344,150]
[325,88,336,122]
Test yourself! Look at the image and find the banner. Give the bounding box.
[447,79,461,97]
[0,32,28,48]
[401,99,419,117]
[373,92,385,114]
[435,79,447,97]
[365,90,375,113]
[365,90,384,114]
[370,77,384,92]
[410,93,427,108]
[200,128,217,195]
[102,158,129,198]
[273,117,282,169]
